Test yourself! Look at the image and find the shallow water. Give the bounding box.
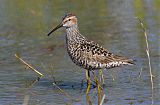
[0,0,160,105]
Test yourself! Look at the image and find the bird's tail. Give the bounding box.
[121,59,135,66]
[105,58,135,69]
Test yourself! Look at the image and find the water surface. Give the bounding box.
[0,0,159,105]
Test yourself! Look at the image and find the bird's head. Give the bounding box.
[47,13,77,36]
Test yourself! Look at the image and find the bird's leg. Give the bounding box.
[99,69,105,87]
[85,70,91,95]
[92,71,101,104]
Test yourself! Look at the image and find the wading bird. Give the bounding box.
[47,13,134,94]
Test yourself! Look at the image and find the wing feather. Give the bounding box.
[79,41,134,69]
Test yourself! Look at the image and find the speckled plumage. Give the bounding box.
[48,13,134,71]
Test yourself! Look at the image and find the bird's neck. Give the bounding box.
[65,25,86,44]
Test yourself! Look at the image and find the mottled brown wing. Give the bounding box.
[80,41,134,69]
[96,52,134,64]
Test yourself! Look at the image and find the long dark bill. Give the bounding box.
[47,23,63,36]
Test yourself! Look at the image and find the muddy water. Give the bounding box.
[0,0,159,105]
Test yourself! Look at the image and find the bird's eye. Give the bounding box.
[68,19,71,21]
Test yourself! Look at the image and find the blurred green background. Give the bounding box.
[0,0,159,105]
